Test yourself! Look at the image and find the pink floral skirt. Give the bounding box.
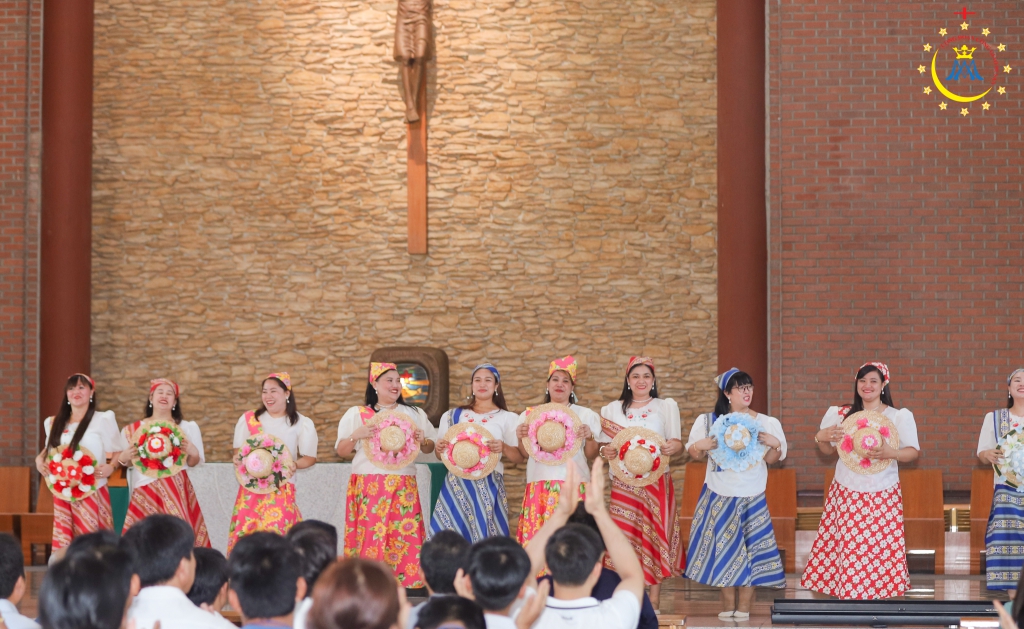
[516,480,586,546]
[227,483,301,555]
[344,473,425,588]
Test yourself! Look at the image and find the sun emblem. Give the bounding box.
[917,7,1011,115]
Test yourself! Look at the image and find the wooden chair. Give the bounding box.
[824,468,945,574]
[679,461,707,549]
[0,467,31,513]
[970,467,995,575]
[19,477,55,565]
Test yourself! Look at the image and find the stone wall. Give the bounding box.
[91,0,718,524]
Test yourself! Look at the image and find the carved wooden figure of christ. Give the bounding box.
[395,0,431,253]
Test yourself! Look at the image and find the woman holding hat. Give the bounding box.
[34,373,128,551]
[514,355,601,545]
[116,378,210,546]
[977,368,1024,592]
[684,368,786,619]
[337,362,436,587]
[227,372,318,553]
[597,356,685,609]
[430,362,524,542]
[800,361,920,599]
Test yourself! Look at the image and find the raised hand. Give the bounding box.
[584,458,606,515]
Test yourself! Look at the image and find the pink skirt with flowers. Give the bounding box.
[226,483,301,555]
[344,473,425,588]
[516,480,586,546]
[800,481,910,599]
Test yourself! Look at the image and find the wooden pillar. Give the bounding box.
[39,0,94,427]
[407,73,427,254]
[717,0,768,400]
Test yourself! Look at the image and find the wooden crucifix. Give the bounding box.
[396,0,431,254]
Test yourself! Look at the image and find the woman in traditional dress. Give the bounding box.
[34,374,128,552]
[684,368,786,620]
[597,356,685,610]
[977,368,1024,593]
[800,361,920,599]
[336,362,436,587]
[117,378,210,546]
[429,363,523,542]
[227,372,318,553]
[514,355,601,545]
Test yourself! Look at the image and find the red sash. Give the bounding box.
[359,406,376,424]
[601,417,623,439]
[244,410,260,435]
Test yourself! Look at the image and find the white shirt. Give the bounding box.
[978,410,1024,486]
[521,404,602,483]
[126,586,237,629]
[335,405,436,476]
[43,411,128,491]
[124,420,205,491]
[686,412,787,497]
[0,599,40,629]
[821,406,921,493]
[532,591,641,629]
[484,613,517,629]
[437,408,518,475]
[233,412,318,484]
[597,398,682,442]
[293,596,312,629]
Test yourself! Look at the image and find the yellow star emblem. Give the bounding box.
[960,108,969,116]
[960,22,969,31]
[939,28,948,36]
[923,86,932,95]
[998,86,1007,95]
[982,102,991,111]
[1005,65,1013,73]
[939,102,948,110]
[998,43,1007,52]
[982,28,991,36]
[923,43,932,52]
[918,65,926,74]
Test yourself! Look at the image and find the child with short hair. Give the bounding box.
[408,531,470,629]
[228,532,307,629]
[415,596,486,629]
[187,547,230,614]
[0,533,39,629]
[455,537,532,629]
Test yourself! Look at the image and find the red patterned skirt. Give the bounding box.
[52,486,114,550]
[607,475,685,585]
[344,473,426,588]
[800,481,910,599]
[122,471,211,548]
[227,483,302,555]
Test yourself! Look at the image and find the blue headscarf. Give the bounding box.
[715,367,741,392]
[472,363,501,382]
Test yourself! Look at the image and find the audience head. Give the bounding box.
[288,527,336,592]
[308,558,407,629]
[119,514,196,589]
[288,519,339,552]
[420,530,470,595]
[545,523,605,588]
[63,530,122,561]
[229,532,306,622]
[0,533,25,604]
[38,546,134,629]
[566,502,606,553]
[459,536,531,613]
[187,547,230,611]
[415,596,486,629]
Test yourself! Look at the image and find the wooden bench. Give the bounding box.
[970,467,994,575]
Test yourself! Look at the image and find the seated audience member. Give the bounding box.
[38,545,135,629]
[229,533,307,629]
[63,531,121,561]
[307,558,409,629]
[408,531,471,629]
[287,520,339,552]
[288,527,337,629]
[455,537,532,629]
[0,534,39,629]
[120,514,235,629]
[415,596,485,629]
[524,460,644,629]
[187,548,230,615]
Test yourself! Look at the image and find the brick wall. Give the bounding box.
[0,0,40,465]
[768,1,1024,492]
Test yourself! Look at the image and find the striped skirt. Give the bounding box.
[122,471,211,548]
[684,485,785,588]
[429,472,509,543]
[608,475,685,585]
[344,473,426,588]
[985,484,1024,590]
[52,486,114,550]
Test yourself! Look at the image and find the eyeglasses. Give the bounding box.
[733,385,754,394]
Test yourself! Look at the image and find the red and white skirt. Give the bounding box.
[607,475,685,585]
[800,481,910,599]
[122,471,211,548]
[52,486,114,550]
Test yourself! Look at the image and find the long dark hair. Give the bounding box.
[848,364,895,414]
[714,370,753,417]
[363,369,410,410]
[47,375,97,451]
[458,368,509,412]
[254,377,300,426]
[144,394,183,423]
[618,364,660,415]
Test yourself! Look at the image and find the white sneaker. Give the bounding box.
[718,611,736,620]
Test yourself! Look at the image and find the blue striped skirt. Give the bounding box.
[428,471,509,543]
[986,483,1024,590]
[684,485,786,588]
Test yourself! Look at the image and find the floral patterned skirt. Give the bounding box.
[344,473,426,588]
[227,483,301,555]
[516,480,586,546]
[53,486,114,550]
[800,481,909,599]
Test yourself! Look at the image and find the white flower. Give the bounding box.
[62,487,72,497]
[149,426,161,434]
[52,453,62,463]
[79,485,91,492]
[73,451,83,461]
[171,437,180,446]
[162,457,174,468]
[82,466,94,475]
[47,475,56,484]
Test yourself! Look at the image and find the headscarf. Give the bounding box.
[1008,368,1024,385]
[548,355,577,382]
[265,372,292,391]
[368,363,397,385]
[472,363,501,382]
[71,373,95,390]
[859,362,890,387]
[714,367,741,392]
[149,378,180,398]
[626,356,655,374]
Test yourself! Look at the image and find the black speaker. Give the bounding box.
[771,599,998,626]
